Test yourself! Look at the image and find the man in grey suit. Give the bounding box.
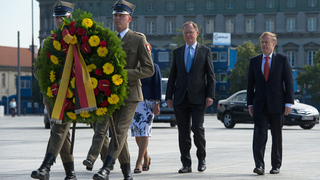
[166,21,215,173]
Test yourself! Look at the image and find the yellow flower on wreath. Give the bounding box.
[97,47,108,57]
[70,77,75,89]
[67,88,73,98]
[53,40,61,51]
[91,77,98,89]
[89,35,100,47]
[50,55,59,65]
[108,94,119,104]
[80,111,91,118]
[50,70,56,82]
[47,87,53,97]
[67,112,77,120]
[112,74,123,85]
[87,64,96,72]
[82,18,93,28]
[103,63,114,75]
[96,107,107,116]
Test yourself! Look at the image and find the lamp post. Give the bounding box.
[17,31,21,116]
[6,89,9,115]
[31,0,35,114]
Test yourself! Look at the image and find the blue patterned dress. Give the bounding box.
[130,64,162,137]
[130,100,155,137]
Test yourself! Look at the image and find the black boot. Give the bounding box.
[63,162,77,180]
[108,159,116,171]
[31,153,55,180]
[92,156,115,180]
[121,163,133,180]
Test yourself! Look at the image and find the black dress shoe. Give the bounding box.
[198,160,206,172]
[83,159,93,171]
[270,168,280,174]
[253,167,265,175]
[178,166,192,173]
[93,168,110,180]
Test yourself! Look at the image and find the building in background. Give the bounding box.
[0,46,34,99]
[0,46,38,115]
[37,0,320,74]
[35,0,319,111]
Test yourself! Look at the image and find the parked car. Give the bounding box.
[217,90,319,129]
[153,78,177,127]
[43,106,50,129]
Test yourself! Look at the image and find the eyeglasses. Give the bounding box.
[183,31,195,35]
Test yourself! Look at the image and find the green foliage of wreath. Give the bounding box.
[34,9,128,123]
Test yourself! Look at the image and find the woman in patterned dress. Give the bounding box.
[130,63,162,173]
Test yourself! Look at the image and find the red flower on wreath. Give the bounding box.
[46,51,51,59]
[62,45,68,54]
[51,33,57,41]
[100,40,107,48]
[51,83,58,95]
[98,80,110,91]
[101,100,108,107]
[69,22,75,28]
[95,68,102,76]
[78,28,85,35]
[65,100,72,110]
[82,35,89,43]
[94,88,99,95]
[104,88,112,96]
[61,40,68,54]
[70,27,77,35]
[81,43,91,53]
[61,39,67,46]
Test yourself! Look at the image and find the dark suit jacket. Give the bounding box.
[141,63,162,101]
[166,43,215,105]
[247,52,294,114]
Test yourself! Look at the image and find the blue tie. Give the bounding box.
[186,46,193,73]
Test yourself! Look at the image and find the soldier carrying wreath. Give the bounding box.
[31,1,128,180]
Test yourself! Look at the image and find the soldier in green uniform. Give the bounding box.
[31,1,77,180]
[92,0,154,180]
[83,120,114,171]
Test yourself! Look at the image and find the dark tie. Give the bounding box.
[117,34,121,38]
[186,46,193,73]
[264,56,270,81]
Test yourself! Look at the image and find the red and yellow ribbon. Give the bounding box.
[51,29,97,124]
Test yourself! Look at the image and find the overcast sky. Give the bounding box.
[1,0,40,49]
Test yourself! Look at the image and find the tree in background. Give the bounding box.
[228,41,261,94]
[296,50,320,103]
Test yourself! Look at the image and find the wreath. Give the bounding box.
[35,9,128,124]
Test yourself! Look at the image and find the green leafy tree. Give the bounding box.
[296,50,320,102]
[228,41,261,94]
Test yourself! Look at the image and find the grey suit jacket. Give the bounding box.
[166,43,215,105]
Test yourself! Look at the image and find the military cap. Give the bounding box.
[112,0,136,16]
[52,0,75,17]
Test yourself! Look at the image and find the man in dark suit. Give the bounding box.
[247,32,294,175]
[166,21,215,173]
